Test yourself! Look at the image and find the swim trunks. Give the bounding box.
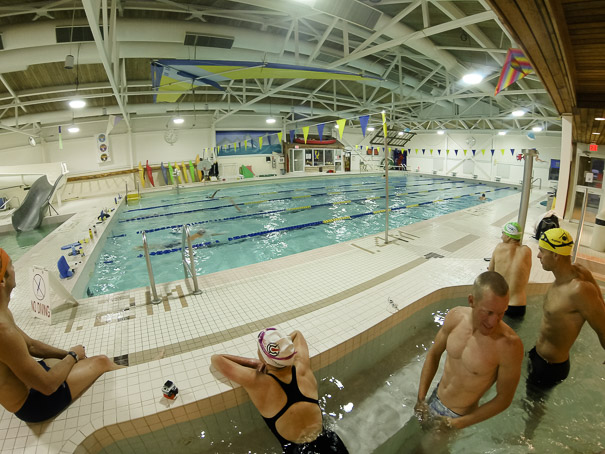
[283,429,349,454]
[426,387,462,419]
[527,346,570,388]
[14,360,72,423]
[505,305,526,318]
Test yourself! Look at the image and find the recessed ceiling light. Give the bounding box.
[498,131,507,135]
[69,99,86,109]
[173,117,184,124]
[67,124,79,133]
[512,110,525,117]
[398,131,404,136]
[437,130,445,135]
[595,117,605,121]
[367,127,375,132]
[462,73,483,85]
[592,132,601,135]
[532,126,542,132]
[266,117,276,124]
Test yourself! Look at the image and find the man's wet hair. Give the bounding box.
[472,271,509,301]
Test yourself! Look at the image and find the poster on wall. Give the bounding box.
[216,130,281,156]
[95,133,111,163]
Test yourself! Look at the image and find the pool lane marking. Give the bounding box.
[122,178,483,214]
[124,182,491,227]
[132,190,505,258]
[441,234,481,253]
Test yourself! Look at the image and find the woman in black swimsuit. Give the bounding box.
[211,328,348,453]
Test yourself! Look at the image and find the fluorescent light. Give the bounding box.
[592,132,601,135]
[512,110,525,117]
[532,126,542,132]
[367,127,375,132]
[67,124,79,133]
[69,99,86,109]
[398,131,403,136]
[266,117,276,124]
[462,73,483,85]
[595,117,605,121]
[498,131,507,136]
[437,130,445,135]
[173,117,184,124]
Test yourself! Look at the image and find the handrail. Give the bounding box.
[142,231,162,304]
[174,168,180,195]
[571,187,588,263]
[125,182,129,206]
[181,224,202,294]
[531,177,542,189]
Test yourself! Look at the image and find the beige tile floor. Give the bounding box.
[0,174,583,454]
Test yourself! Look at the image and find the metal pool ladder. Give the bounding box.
[181,224,202,295]
[141,231,162,304]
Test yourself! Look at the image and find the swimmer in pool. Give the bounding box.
[211,329,349,453]
[488,222,532,320]
[135,229,222,251]
[478,193,487,201]
[415,271,523,430]
[523,228,605,439]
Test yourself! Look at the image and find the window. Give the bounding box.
[324,149,334,165]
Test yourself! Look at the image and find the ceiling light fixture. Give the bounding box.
[67,124,79,133]
[69,99,86,109]
[532,126,542,132]
[595,117,605,121]
[397,131,403,136]
[437,130,445,135]
[173,116,184,125]
[462,73,483,85]
[266,117,276,124]
[498,131,507,136]
[512,110,525,117]
[592,132,601,135]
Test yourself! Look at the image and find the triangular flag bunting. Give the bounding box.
[259,137,263,149]
[415,149,418,154]
[303,126,310,144]
[430,149,433,155]
[437,149,441,155]
[510,149,515,156]
[446,149,450,155]
[472,150,476,156]
[422,149,425,155]
[289,130,295,143]
[381,112,388,138]
[359,115,370,137]
[336,119,346,140]
[501,149,505,156]
[495,48,534,96]
[317,124,324,142]
[455,150,458,156]
[481,149,485,156]
[277,132,282,143]
[244,140,248,150]
[463,149,467,156]
[491,149,495,156]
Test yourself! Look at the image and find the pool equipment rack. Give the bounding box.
[181,224,202,295]
[141,231,162,304]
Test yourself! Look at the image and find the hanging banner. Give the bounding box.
[463,150,467,156]
[381,112,388,138]
[95,133,111,163]
[259,137,263,149]
[289,130,295,143]
[336,119,346,140]
[472,150,476,156]
[317,124,324,142]
[510,149,515,156]
[277,132,283,143]
[303,126,310,144]
[437,149,441,155]
[359,115,370,137]
[491,149,495,156]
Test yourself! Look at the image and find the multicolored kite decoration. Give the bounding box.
[151,60,383,103]
[494,49,534,96]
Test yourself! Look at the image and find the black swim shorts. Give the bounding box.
[505,305,526,319]
[14,360,72,423]
[527,346,570,389]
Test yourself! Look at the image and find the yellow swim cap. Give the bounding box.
[539,228,573,256]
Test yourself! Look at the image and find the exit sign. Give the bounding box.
[590,143,598,152]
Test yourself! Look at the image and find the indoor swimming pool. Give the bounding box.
[99,295,605,453]
[0,222,61,263]
[85,174,517,297]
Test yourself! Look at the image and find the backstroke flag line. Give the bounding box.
[494,48,533,96]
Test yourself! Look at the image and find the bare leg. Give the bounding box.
[66,355,125,400]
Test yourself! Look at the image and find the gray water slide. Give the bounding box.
[11,174,64,232]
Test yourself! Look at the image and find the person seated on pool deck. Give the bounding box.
[531,228,605,389]
[211,328,349,453]
[0,248,124,423]
[415,271,524,430]
[488,222,532,319]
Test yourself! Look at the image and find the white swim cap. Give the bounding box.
[257,328,296,368]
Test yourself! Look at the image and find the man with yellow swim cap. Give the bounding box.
[531,228,605,389]
[488,221,532,319]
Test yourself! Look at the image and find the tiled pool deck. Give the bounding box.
[0,174,577,453]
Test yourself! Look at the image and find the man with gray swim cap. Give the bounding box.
[488,221,532,318]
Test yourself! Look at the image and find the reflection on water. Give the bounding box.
[0,223,60,262]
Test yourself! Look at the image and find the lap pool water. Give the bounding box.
[97,295,604,453]
[86,174,517,297]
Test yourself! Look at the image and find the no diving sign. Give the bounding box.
[31,266,52,323]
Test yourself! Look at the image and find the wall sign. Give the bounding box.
[96,133,111,163]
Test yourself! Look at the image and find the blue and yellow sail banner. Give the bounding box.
[151,60,383,102]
